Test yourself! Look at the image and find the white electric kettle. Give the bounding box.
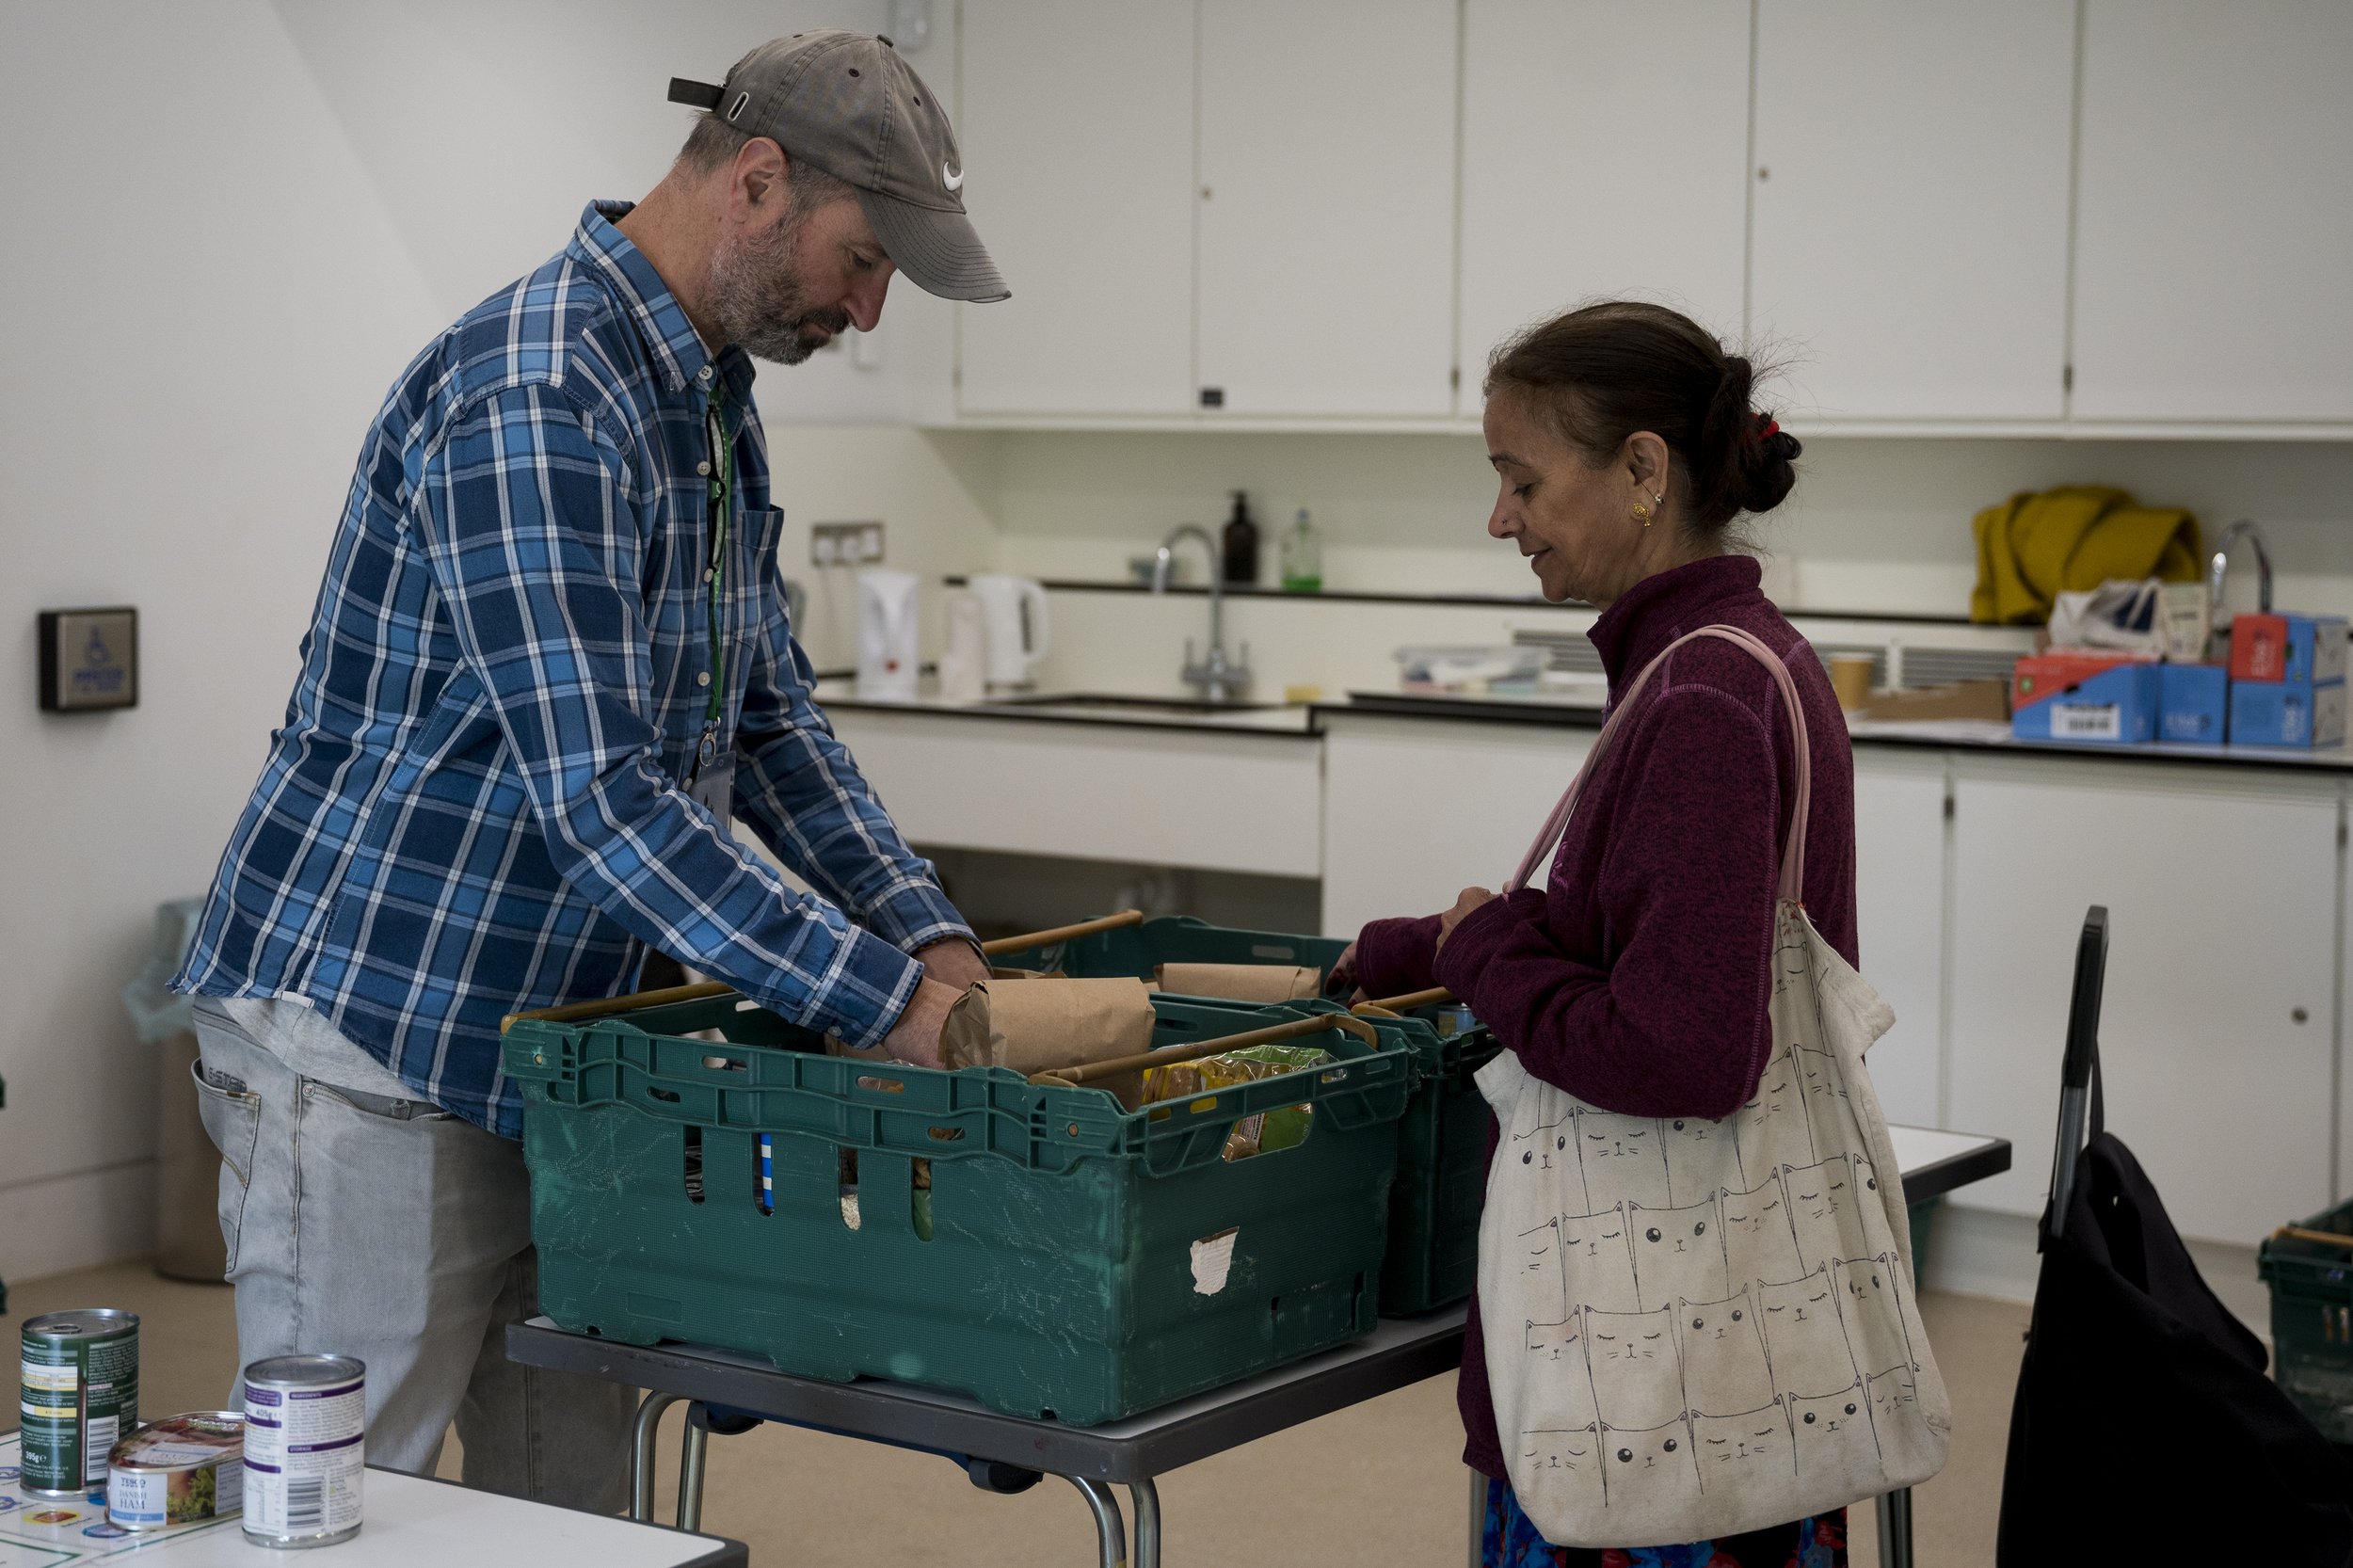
[855,569,920,701]
[968,575,1049,691]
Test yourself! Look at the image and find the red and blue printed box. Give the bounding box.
[2230,614,2348,688]
[2230,681,2346,749]
[2012,661,2159,746]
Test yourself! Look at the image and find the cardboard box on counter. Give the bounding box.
[2157,663,2230,744]
[2012,661,2159,746]
[2230,680,2346,749]
[1858,680,2009,724]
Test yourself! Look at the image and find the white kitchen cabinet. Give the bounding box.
[1194,0,1459,418]
[1459,0,1751,381]
[954,1,1196,416]
[1321,714,1593,939]
[1851,750,1947,1131]
[824,709,1323,877]
[2070,0,2353,424]
[1750,0,2076,423]
[1946,761,2340,1244]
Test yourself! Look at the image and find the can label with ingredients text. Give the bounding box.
[242,1355,365,1548]
[19,1309,140,1496]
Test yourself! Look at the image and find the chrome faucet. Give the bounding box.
[1151,524,1253,703]
[2207,520,2275,618]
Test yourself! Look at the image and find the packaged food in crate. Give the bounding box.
[988,914,1501,1317]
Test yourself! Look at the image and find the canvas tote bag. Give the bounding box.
[1476,624,1949,1545]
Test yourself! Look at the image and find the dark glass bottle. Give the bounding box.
[1220,489,1259,585]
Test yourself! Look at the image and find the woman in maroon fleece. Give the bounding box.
[1345,303,1857,1567]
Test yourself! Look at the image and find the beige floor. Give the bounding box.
[4,1262,2025,1565]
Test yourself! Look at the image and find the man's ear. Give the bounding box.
[731,136,790,218]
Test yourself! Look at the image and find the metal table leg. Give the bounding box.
[1876,1486,1914,1568]
[1128,1477,1161,1568]
[1466,1468,1484,1567]
[678,1414,712,1534]
[628,1391,680,1523]
[1063,1476,1129,1568]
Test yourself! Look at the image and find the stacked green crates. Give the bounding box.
[989,916,1499,1314]
[503,992,1409,1427]
[2260,1199,2353,1442]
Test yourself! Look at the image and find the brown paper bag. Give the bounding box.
[939,976,1157,1075]
[1155,963,1323,1002]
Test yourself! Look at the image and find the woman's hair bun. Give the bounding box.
[1484,300,1801,537]
[1736,410,1802,518]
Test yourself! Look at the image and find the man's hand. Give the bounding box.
[878,976,966,1070]
[914,938,990,996]
[1434,887,1499,954]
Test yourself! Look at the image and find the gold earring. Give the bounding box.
[1632,501,1652,528]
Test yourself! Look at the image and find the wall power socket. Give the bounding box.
[811,521,885,567]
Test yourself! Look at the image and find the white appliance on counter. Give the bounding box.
[937,589,988,704]
[855,568,920,701]
[968,574,1050,692]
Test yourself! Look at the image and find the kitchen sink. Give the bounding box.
[997,691,1286,714]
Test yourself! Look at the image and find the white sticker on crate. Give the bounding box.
[1191,1227,1240,1294]
[2052,702,2121,741]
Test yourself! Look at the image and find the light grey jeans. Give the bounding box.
[190,997,633,1511]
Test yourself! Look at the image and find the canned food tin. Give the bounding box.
[107,1412,245,1530]
[241,1355,365,1548]
[19,1309,140,1496]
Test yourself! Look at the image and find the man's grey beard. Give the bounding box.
[707,200,854,365]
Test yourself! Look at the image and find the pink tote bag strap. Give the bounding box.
[1506,625,1814,905]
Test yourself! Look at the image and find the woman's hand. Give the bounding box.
[1434,887,1499,954]
[1324,941,1360,999]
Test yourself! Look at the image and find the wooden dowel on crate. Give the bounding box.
[1029,1012,1379,1088]
[501,979,738,1032]
[1354,986,1454,1016]
[980,908,1146,957]
[2275,1224,2353,1251]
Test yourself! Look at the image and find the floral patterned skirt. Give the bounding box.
[1480,1474,1847,1568]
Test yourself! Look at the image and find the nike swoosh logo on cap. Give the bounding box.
[943,162,964,192]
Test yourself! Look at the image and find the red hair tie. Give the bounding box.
[1757,417,1781,440]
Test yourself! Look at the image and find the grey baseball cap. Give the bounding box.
[668,30,1008,303]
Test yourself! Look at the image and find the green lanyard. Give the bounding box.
[702,389,732,730]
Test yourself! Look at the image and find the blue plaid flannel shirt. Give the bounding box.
[174,201,970,1137]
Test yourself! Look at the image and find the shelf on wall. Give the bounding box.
[941,576,1986,627]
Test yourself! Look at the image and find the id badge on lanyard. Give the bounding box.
[690,744,736,831]
[690,387,735,831]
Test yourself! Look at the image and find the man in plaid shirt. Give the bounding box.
[173,33,1005,1505]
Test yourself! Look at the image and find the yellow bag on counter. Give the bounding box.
[1970,485,2201,625]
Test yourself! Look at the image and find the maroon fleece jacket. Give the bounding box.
[1353,553,1858,1480]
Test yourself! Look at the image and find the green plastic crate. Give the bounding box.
[990,914,1352,984]
[2260,1198,2353,1441]
[503,994,1410,1427]
[991,916,1498,1315]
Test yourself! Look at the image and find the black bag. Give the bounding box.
[1998,909,2353,1562]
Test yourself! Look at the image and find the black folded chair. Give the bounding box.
[1998,906,2353,1564]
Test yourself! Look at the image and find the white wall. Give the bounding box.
[0,0,970,1283]
[983,429,2353,617]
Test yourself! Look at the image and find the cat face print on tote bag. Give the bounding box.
[1477,626,1949,1546]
